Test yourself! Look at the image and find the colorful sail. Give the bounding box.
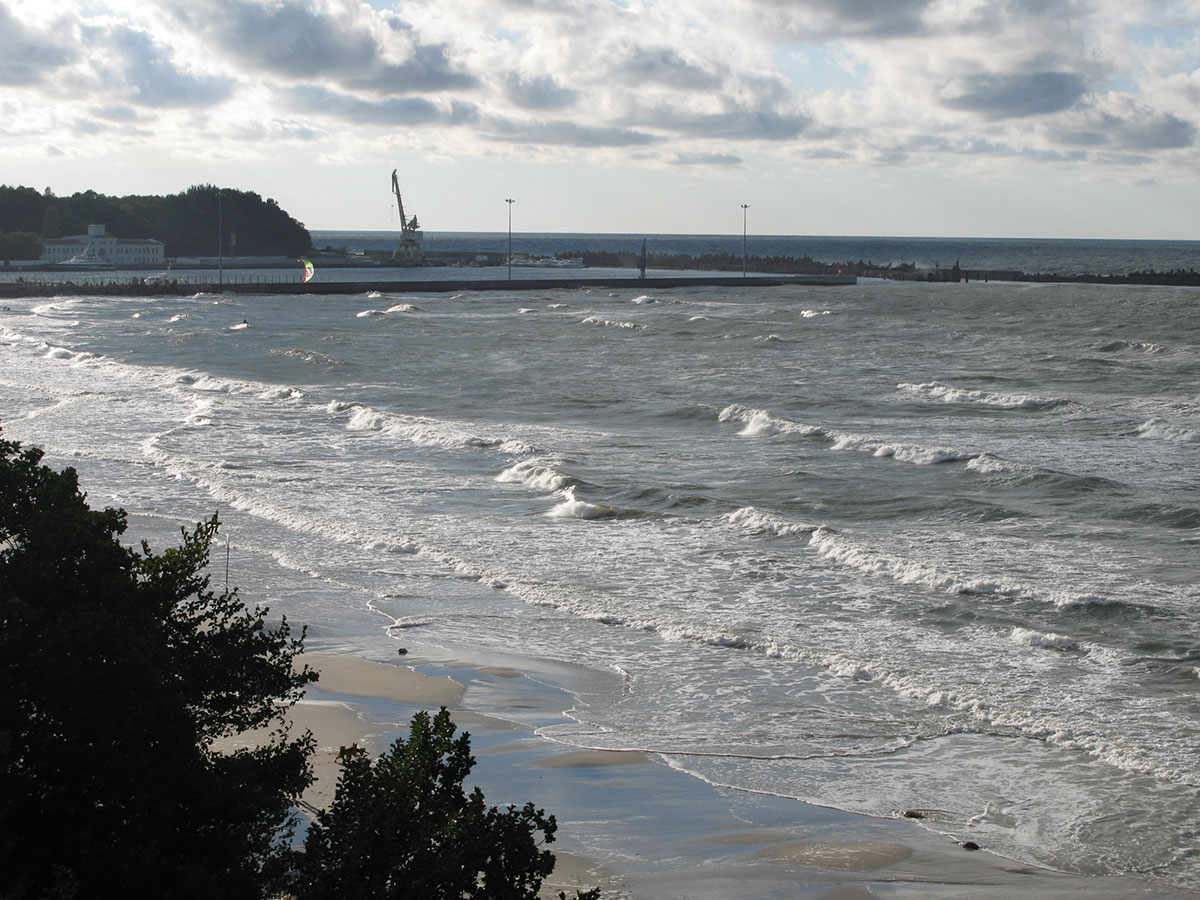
[300,259,315,283]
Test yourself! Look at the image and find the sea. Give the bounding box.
[2,232,1199,892]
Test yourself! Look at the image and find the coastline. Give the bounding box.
[272,644,1196,900]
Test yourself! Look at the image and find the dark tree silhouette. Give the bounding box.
[0,437,317,900]
[295,707,558,900]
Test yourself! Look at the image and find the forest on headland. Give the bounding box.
[0,184,312,258]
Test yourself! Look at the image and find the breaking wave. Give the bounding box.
[1136,418,1200,444]
[719,404,973,464]
[326,400,536,454]
[581,316,645,330]
[898,381,1066,410]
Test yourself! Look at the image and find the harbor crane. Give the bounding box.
[391,169,424,264]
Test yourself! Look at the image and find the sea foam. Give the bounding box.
[1136,418,1200,444]
[897,381,1065,410]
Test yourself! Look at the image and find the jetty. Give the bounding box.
[0,273,855,299]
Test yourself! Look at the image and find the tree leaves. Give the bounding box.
[296,708,558,900]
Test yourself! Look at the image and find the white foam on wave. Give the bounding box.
[724,506,814,537]
[356,308,386,318]
[386,303,418,313]
[829,433,975,465]
[965,453,1033,477]
[808,527,1114,610]
[718,404,828,438]
[718,404,968,464]
[1136,418,1200,444]
[1011,626,1081,651]
[632,295,656,304]
[800,309,831,318]
[809,527,1018,596]
[581,316,645,330]
[179,371,306,400]
[545,486,623,519]
[258,386,305,401]
[497,457,573,493]
[898,381,1064,410]
[1097,338,1164,353]
[44,346,97,362]
[328,400,536,454]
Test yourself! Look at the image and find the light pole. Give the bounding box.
[505,198,514,280]
[217,189,224,288]
[741,204,749,277]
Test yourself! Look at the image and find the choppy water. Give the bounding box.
[2,272,1198,889]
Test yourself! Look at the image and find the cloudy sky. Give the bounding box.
[3,0,1200,237]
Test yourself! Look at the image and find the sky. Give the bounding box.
[2,0,1200,238]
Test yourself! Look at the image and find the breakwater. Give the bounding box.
[0,273,854,299]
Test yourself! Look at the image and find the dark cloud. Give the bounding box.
[504,73,579,110]
[1055,128,1108,146]
[344,42,479,94]
[233,120,320,141]
[100,25,234,108]
[613,46,723,89]
[629,106,809,140]
[1054,110,1195,151]
[672,151,743,165]
[1114,113,1194,150]
[758,0,934,38]
[484,117,660,147]
[285,85,479,126]
[161,0,476,93]
[93,104,141,122]
[1095,150,1153,165]
[940,71,1088,118]
[0,4,76,85]
[1022,147,1088,162]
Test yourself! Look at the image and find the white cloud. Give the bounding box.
[1,0,1198,233]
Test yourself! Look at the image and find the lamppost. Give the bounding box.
[217,189,224,288]
[506,198,514,280]
[741,203,749,277]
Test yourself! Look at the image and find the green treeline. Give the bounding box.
[0,184,312,258]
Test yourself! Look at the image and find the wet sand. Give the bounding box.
[230,646,1197,900]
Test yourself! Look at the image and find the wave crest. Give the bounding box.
[898,381,1065,410]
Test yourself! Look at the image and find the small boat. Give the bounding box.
[57,247,112,267]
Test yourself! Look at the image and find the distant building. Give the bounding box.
[41,224,165,266]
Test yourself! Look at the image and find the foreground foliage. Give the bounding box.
[0,438,316,900]
[295,708,558,900]
[0,436,589,900]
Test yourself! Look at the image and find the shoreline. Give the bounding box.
[272,645,1196,900]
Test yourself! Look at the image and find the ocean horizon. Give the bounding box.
[313,229,1200,276]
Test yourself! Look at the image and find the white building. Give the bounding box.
[41,224,165,266]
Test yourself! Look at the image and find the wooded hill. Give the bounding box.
[0,184,312,258]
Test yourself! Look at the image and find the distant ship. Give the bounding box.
[57,247,112,267]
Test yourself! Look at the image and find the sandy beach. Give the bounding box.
[242,644,1196,900]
